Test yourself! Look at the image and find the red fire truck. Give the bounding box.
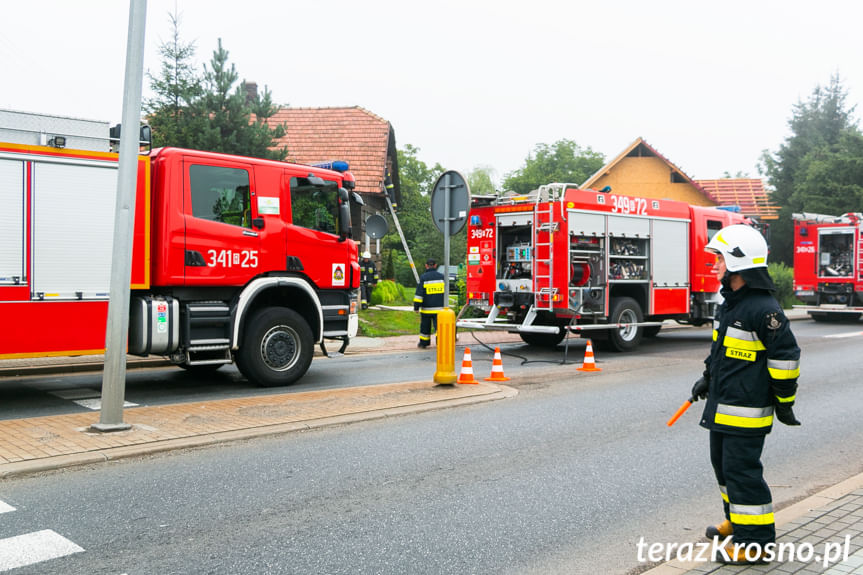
[458,184,749,350]
[0,130,361,386]
[792,211,863,321]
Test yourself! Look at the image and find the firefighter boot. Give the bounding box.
[705,519,733,539]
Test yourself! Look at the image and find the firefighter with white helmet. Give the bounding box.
[360,251,378,310]
[689,224,801,564]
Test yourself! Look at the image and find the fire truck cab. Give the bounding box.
[459,184,748,351]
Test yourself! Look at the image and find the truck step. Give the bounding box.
[185,345,232,366]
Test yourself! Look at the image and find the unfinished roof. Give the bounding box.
[267,106,395,197]
[696,179,779,220]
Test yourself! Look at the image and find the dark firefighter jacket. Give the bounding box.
[413,269,445,312]
[361,259,378,285]
[700,283,800,436]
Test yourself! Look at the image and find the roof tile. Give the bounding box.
[267,106,392,195]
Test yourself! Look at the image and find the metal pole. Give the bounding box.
[443,173,451,306]
[384,193,419,284]
[92,0,147,432]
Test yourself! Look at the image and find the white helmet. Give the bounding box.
[362,251,371,259]
[705,224,768,272]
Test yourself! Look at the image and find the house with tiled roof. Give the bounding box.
[695,178,779,221]
[581,137,717,206]
[266,106,400,243]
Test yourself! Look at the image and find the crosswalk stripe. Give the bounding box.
[0,530,84,572]
[0,501,13,514]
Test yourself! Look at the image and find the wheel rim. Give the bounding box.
[260,324,300,371]
[617,309,638,342]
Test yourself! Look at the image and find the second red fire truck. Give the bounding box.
[459,184,749,350]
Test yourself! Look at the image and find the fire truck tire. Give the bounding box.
[237,307,314,387]
[607,297,643,352]
[519,328,566,348]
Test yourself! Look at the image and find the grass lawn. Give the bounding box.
[357,307,420,337]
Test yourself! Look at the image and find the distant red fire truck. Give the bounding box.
[792,211,863,321]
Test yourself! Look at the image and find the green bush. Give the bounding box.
[370,280,402,306]
[768,262,801,309]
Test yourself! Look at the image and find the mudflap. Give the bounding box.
[320,336,350,358]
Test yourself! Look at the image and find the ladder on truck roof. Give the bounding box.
[532,184,564,311]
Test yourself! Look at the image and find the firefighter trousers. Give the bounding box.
[419,311,438,344]
[361,283,371,308]
[709,430,775,546]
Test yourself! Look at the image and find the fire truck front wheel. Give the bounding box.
[237,307,314,387]
[607,297,643,352]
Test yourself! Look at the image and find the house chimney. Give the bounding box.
[244,81,258,103]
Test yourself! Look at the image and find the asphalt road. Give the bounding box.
[1,320,862,574]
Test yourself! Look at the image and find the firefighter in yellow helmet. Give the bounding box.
[690,224,801,564]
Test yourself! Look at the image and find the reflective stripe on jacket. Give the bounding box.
[701,286,800,436]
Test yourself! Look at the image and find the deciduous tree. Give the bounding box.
[761,74,863,264]
[503,139,605,194]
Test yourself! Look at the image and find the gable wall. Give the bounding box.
[589,156,716,207]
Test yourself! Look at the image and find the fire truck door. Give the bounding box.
[182,161,263,286]
[283,173,351,289]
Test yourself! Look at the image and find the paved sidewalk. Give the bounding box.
[643,474,863,575]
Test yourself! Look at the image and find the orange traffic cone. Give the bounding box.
[577,339,602,372]
[485,347,511,381]
[457,347,480,384]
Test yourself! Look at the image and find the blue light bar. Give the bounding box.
[311,160,349,173]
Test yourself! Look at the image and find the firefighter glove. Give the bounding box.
[691,376,709,402]
[775,404,801,426]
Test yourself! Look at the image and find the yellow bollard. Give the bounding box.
[434,308,457,384]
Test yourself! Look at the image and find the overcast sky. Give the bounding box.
[2,1,861,186]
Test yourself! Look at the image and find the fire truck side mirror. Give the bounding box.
[351,191,364,206]
[338,187,351,241]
